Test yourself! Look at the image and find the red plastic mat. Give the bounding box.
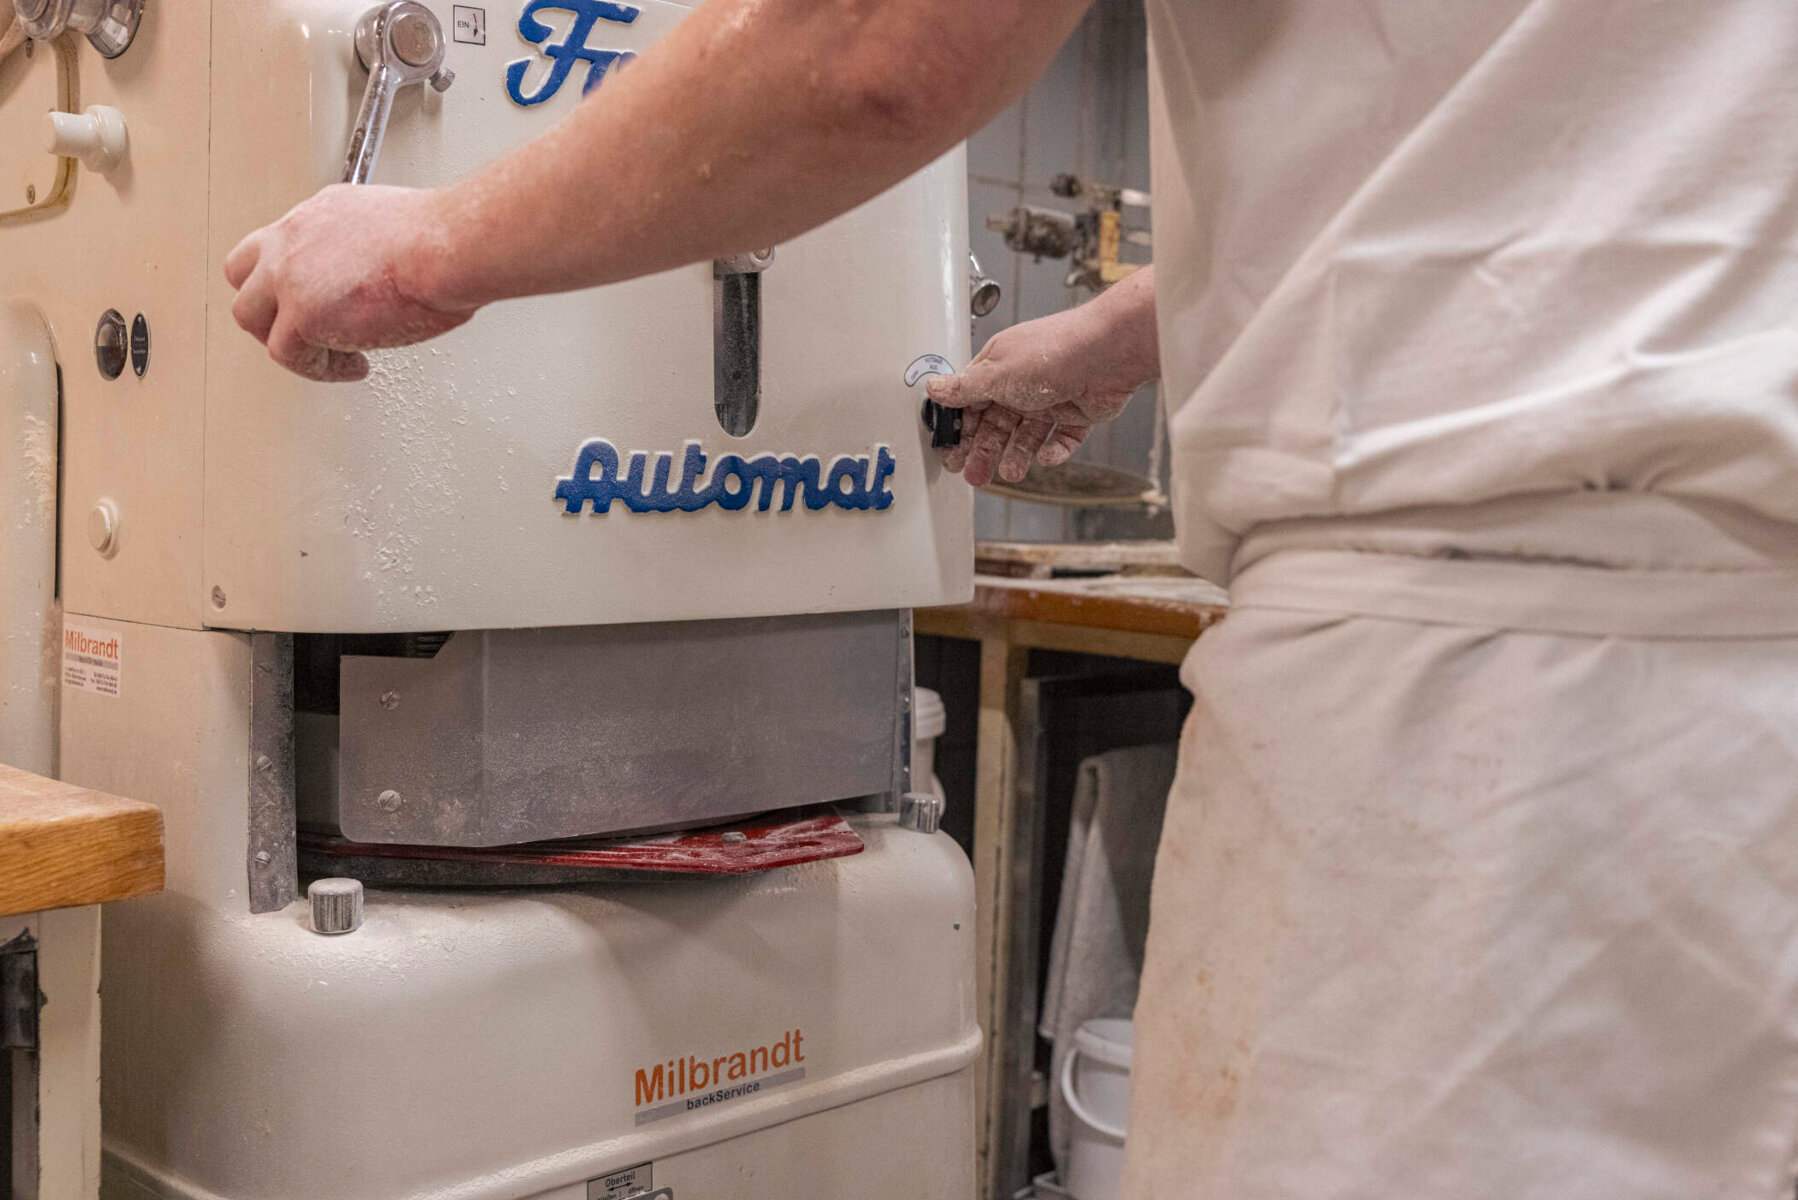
[299,805,864,885]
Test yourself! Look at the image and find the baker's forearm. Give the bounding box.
[421,0,1092,310]
[1066,265,1160,390]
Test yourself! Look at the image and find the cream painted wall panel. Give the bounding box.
[37,0,213,629]
[58,618,252,910]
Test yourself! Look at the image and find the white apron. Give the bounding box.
[1133,1,1798,1191]
[1122,493,1798,1198]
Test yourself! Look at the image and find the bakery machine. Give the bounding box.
[0,1,979,1196]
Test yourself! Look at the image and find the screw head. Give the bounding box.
[379,691,401,710]
[377,789,403,813]
[389,9,440,67]
[254,850,272,867]
[255,754,273,772]
[210,585,227,609]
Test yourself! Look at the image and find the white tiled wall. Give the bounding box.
[965,0,1163,544]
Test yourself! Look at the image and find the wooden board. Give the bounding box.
[973,539,1189,579]
[918,574,1228,656]
[0,764,162,917]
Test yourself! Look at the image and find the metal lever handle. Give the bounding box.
[344,0,453,185]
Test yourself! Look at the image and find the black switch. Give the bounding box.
[921,399,962,448]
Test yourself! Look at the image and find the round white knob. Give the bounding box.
[43,105,128,175]
[86,500,117,556]
[308,878,364,935]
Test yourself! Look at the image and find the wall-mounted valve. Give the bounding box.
[45,104,127,175]
[344,0,454,185]
[13,0,142,58]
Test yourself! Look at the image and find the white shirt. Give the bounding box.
[1147,1,1798,584]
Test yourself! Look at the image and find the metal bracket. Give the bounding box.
[247,633,299,914]
[713,248,774,277]
[0,931,39,1051]
[624,1190,673,1200]
[713,249,772,437]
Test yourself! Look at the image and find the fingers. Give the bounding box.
[960,404,1021,488]
[231,270,278,345]
[322,350,371,383]
[998,417,1056,484]
[939,404,986,474]
[1039,424,1089,467]
[925,372,965,408]
[223,231,264,291]
[926,354,1008,410]
[267,314,369,383]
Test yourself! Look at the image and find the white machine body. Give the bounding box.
[0,0,979,1196]
[22,0,971,634]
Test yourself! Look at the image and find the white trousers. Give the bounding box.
[1123,495,1798,1199]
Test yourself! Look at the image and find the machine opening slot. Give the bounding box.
[713,271,761,437]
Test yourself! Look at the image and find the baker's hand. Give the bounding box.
[926,298,1149,488]
[224,184,474,383]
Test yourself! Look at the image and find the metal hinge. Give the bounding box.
[1,931,40,1051]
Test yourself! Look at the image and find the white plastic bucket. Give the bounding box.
[913,687,947,803]
[1062,1018,1133,1200]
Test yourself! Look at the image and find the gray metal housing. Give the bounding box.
[320,611,911,847]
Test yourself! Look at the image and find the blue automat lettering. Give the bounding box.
[555,441,898,516]
[507,0,641,106]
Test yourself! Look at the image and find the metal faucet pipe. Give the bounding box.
[968,252,1002,318]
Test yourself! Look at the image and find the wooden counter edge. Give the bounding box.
[0,764,164,918]
[916,580,1227,663]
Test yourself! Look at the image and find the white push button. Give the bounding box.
[87,500,117,556]
[43,105,128,175]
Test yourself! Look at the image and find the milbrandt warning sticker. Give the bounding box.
[63,621,122,698]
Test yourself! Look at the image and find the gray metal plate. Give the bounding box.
[337,612,906,846]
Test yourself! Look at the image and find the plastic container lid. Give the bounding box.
[1073,1018,1134,1070]
[913,687,947,741]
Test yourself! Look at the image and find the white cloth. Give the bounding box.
[1122,495,1798,1198]
[1144,0,1798,585]
[1040,742,1176,1176]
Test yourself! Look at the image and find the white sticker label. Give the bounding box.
[452,4,486,44]
[587,1163,651,1199]
[62,621,122,698]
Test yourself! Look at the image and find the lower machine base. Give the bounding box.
[96,816,978,1200]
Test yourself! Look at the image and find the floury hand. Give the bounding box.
[928,266,1160,488]
[223,184,474,383]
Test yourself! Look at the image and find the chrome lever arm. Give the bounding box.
[343,0,454,185]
